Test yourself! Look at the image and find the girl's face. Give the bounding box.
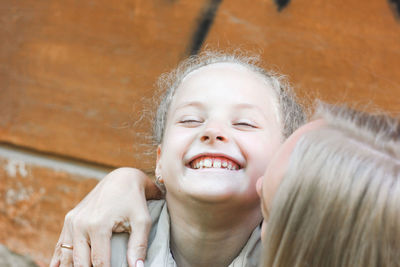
[157,63,283,207]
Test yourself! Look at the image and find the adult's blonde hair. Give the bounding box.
[262,103,400,267]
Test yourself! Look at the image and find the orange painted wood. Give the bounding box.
[205,0,400,112]
[1,1,400,266]
[2,0,399,171]
[0,158,99,266]
[0,0,206,170]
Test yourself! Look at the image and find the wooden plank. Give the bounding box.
[0,152,101,266]
[0,0,206,169]
[204,0,400,112]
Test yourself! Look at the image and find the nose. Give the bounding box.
[200,122,228,143]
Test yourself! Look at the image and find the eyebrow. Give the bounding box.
[174,102,272,122]
[234,103,271,121]
[234,103,263,112]
[175,101,205,111]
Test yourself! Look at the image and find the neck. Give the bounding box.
[166,194,262,267]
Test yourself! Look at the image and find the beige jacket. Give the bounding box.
[111,200,261,267]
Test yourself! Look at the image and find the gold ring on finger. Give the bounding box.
[60,243,73,250]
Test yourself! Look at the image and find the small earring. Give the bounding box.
[156,175,164,184]
[155,175,166,194]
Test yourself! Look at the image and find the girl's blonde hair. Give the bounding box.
[152,50,306,145]
[263,103,400,267]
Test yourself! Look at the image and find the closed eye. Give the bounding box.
[233,121,258,129]
[180,119,202,123]
[178,118,204,127]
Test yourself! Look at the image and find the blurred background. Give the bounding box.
[1,0,399,266]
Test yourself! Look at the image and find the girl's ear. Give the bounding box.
[155,145,162,177]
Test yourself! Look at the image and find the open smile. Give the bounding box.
[188,155,241,170]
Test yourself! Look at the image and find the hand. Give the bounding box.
[50,167,162,267]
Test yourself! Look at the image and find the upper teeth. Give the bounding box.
[213,161,221,168]
[190,156,239,170]
[204,159,212,167]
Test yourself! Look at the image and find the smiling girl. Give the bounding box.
[51,50,306,267]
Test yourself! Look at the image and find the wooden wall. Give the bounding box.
[0,0,399,265]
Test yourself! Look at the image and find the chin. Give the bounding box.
[180,175,252,204]
[186,189,239,203]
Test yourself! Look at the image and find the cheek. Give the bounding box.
[163,127,195,154]
[261,155,288,210]
[240,134,282,176]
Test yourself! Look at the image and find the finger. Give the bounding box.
[59,231,74,267]
[59,246,74,267]
[90,229,112,267]
[49,256,60,267]
[126,214,151,267]
[50,241,62,267]
[72,234,91,267]
[56,216,74,267]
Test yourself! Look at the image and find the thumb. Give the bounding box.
[126,214,151,267]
